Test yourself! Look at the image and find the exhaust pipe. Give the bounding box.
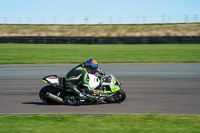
[46,92,64,103]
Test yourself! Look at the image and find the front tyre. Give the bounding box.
[114,89,126,103]
[105,89,126,103]
[39,85,61,105]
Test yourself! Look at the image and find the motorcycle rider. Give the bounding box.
[65,58,104,100]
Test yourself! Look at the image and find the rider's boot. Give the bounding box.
[71,86,87,100]
[65,96,77,105]
[93,90,101,96]
[79,93,87,100]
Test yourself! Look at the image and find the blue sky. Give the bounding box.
[0,0,200,24]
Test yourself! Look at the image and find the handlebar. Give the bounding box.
[97,68,105,75]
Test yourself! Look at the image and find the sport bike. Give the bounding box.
[39,72,126,105]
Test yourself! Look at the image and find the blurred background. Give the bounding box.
[0,0,199,41]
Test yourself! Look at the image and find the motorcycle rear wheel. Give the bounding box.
[39,85,61,105]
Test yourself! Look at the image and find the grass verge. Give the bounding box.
[1,23,200,37]
[0,43,200,64]
[0,114,200,133]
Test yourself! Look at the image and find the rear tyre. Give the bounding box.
[39,85,61,105]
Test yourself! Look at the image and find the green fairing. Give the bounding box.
[42,79,48,84]
[101,74,121,93]
[111,86,120,92]
[101,86,120,93]
[111,74,121,86]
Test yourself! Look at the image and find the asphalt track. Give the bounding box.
[0,63,200,115]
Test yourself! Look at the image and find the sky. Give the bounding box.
[0,0,200,24]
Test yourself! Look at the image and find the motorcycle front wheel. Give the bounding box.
[105,89,126,103]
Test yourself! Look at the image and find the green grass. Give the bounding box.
[0,43,200,64]
[0,114,200,133]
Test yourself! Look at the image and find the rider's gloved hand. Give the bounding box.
[97,69,104,75]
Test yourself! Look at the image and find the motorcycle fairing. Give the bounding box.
[101,73,121,93]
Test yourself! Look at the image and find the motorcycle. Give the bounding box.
[39,72,126,105]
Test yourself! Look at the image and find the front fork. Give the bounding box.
[98,92,117,102]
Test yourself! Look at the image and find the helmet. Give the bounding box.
[85,58,98,74]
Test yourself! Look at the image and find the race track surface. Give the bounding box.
[0,63,200,114]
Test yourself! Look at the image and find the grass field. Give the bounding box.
[0,114,200,133]
[0,43,200,64]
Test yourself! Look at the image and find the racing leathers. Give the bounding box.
[65,63,98,99]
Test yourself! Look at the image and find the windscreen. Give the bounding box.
[104,74,112,83]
